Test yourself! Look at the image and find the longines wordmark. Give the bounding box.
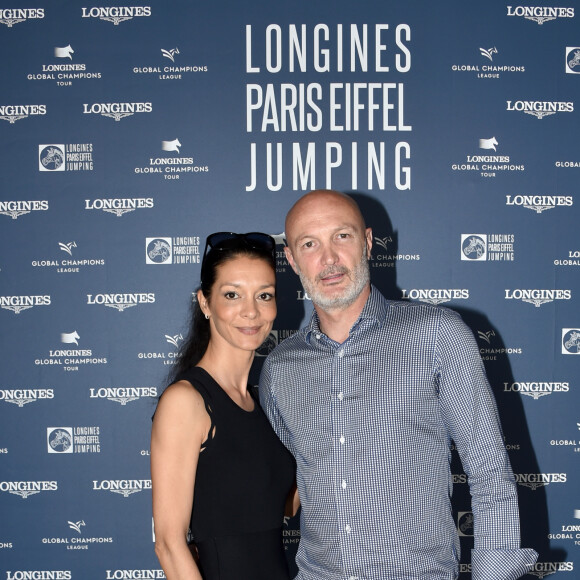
[504,289,571,307]
[505,194,573,213]
[0,200,48,219]
[0,104,46,123]
[0,8,44,27]
[506,5,574,25]
[0,295,50,314]
[5,572,71,580]
[515,472,566,490]
[104,572,165,579]
[81,6,151,24]
[82,101,152,121]
[503,381,569,400]
[86,292,155,311]
[85,197,154,216]
[0,388,54,408]
[93,479,151,497]
[506,100,573,119]
[0,480,57,499]
[527,562,574,578]
[89,387,157,405]
[401,289,469,305]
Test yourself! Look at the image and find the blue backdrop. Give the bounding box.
[1,1,578,578]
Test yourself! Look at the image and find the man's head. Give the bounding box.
[284,190,373,313]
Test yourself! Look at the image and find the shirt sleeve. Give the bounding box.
[258,354,294,455]
[434,308,537,580]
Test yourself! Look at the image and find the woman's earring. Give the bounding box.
[205,314,209,320]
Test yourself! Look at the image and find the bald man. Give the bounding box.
[260,190,536,580]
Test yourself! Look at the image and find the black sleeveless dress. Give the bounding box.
[175,366,295,580]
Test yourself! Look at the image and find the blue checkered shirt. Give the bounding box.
[260,286,537,580]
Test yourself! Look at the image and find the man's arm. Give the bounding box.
[259,354,294,454]
[435,308,537,580]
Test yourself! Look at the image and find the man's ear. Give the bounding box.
[365,227,373,257]
[284,246,299,275]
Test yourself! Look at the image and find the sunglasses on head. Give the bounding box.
[203,232,276,260]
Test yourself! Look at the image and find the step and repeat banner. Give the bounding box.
[0,1,579,579]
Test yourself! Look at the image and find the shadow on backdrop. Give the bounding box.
[351,192,558,567]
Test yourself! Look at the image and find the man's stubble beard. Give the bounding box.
[296,245,370,312]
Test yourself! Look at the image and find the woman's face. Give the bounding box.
[200,255,276,353]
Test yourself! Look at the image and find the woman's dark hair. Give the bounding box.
[168,241,275,384]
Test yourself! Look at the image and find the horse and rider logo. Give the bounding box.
[47,427,73,453]
[39,145,65,171]
[146,238,172,264]
[461,234,487,261]
[562,329,580,355]
[565,47,580,74]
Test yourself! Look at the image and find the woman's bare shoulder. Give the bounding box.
[154,379,207,423]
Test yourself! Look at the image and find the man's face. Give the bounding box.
[284,194,372,312]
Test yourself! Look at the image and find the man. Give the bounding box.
[260,190,537,580]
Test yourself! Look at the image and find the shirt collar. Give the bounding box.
[305,285,389,343]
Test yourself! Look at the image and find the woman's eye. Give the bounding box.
[259,292,275,301]
[224,291,238,299]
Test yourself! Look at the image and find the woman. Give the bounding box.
[151,232,296,580]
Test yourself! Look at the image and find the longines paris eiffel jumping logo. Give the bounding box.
[47,426,101,453]
[39,144,94,171]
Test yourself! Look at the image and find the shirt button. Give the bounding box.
[345,524,351,533]
[339,435,345,445]
[338,392,344,401]
[337,350,344,358]
[341,480,347,489]
[315,333,321,340]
